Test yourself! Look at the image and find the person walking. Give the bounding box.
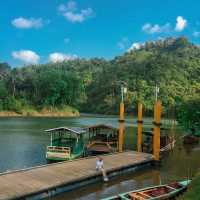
[96,157,109,182]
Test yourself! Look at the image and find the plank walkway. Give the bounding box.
[0,151,153,200]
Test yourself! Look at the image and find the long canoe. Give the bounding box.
[102,180,191,200]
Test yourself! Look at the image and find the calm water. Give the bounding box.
[0,115,199,200]
[0,115,149,172]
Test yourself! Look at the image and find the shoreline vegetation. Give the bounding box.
[0,37,199,129]
[0,106,79,117]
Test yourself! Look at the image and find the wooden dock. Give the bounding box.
[0,151,154,200]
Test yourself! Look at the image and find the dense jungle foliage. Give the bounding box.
[0,37,199,128]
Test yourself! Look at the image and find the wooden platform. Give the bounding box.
[0,151,153,200]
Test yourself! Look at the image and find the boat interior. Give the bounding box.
[87,124,119,154]
[45,127,86,158]
[108,182,184,200]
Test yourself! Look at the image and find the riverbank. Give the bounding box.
[0,106,79,117]
[177,172,200,200]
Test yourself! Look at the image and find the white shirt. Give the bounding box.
[96,160,103,170]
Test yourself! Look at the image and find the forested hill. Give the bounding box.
[0,37,200,116]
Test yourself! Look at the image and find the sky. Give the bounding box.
[1,0,200,67]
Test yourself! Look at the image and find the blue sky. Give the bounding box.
[1,0,200,67]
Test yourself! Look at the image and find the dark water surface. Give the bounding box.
[0,115,199,199]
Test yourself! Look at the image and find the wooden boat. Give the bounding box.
[183,134,199,144]
[102,180,191,200]
[142,131,176,153]
[45,127,87,161]
[86,124,118,155]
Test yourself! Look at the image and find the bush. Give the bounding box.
[0,101,3,111]
[3,96,22,113]
[177,96,200,133]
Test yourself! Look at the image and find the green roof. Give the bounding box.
[45,127,86,135]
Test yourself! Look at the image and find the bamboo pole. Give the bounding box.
[153,100,162,161]
[137,103,143,152]
[51,133,52,146]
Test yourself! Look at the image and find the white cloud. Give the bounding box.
[58,1,77,12]
[12,50,40,64]
[58,1,93,23]
[175,16,187,32]
[128,42,143,52]
[193,31,200,37]
[142,23,171,34]
[117,37,129,50]
[12,17,43,29]
[63,8,93,23]
[49,52,77,63]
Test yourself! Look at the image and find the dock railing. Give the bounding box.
[47,146,71,155]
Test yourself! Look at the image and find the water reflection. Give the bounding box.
[52,169,162,200]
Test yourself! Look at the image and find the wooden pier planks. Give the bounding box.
[0,151,153,200]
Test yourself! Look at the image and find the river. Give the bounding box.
[0,115,199,199]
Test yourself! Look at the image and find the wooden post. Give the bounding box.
[118,122,124,152]
[153,100,162,161]
[137,103,143,152]
[118,102,125,152]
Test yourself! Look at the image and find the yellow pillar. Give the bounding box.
[119,102,125,122]
[118,102,125,152]
[137,103,143,152]
[153,100,162,161]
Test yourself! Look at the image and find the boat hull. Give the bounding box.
[102,180,191,200]
[46,148,84,161]
[46,153,83,161]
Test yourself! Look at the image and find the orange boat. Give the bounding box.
[86,124,118,155]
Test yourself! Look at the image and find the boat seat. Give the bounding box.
[168,182,182,189]
[144,186,173,197]
[128,192,150,199]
